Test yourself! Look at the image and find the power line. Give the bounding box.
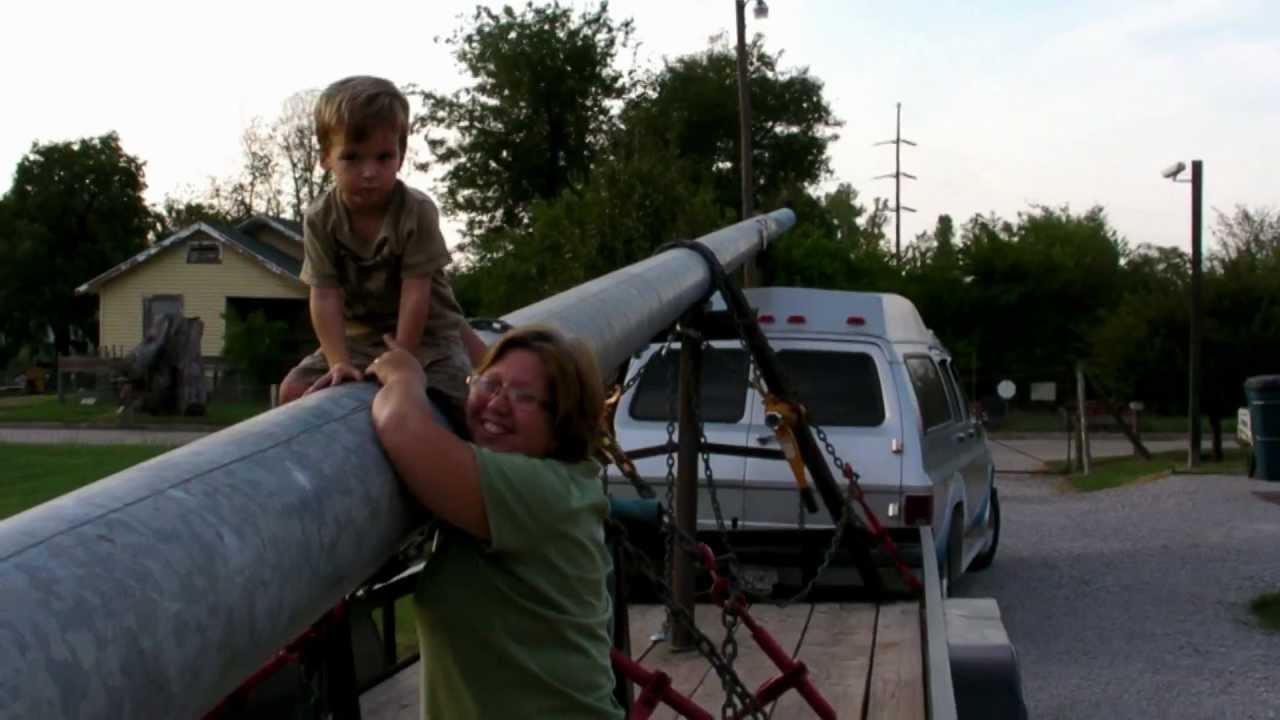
[873,102,917,261]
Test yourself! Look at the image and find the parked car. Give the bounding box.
[609,287,1000,591]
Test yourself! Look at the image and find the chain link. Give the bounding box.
[608,515,764,719]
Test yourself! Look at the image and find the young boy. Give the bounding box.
[279,75,486,420]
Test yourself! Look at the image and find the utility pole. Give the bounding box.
[1188,160,1203,469]
[1162,158,1204,470]
[875,102,917,261]
[734,0,768,285]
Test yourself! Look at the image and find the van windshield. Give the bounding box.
[777,350,885,427]
[628,346,750,423]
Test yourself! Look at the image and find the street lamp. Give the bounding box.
[1163,159,1204,470]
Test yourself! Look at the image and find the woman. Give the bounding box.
[369,325,623,719]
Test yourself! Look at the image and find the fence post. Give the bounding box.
[269,384,279,409]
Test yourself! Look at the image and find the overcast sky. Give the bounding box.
[2,0,1275,253]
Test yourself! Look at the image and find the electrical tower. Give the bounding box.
[874,102,917,261]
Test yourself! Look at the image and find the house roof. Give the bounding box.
[75,222,306,295]
[238,214,303,240]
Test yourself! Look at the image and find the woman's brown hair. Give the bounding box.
[472,325,604,463]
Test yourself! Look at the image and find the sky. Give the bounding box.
[2,0,1276,254]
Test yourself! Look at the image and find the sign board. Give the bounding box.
[1030,382,1057,403]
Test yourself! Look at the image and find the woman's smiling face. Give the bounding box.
[465,348,556,458]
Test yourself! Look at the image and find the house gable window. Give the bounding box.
[187,240,221,264]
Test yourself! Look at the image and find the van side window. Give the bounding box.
[905,356,953,431]
[629,346,749,423]
[777,350,885,427]
[941,359,970,421]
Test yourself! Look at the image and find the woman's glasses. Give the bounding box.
[468,375,550,412]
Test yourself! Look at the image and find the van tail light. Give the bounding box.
[903,494,933,526]
[758,314,775,324]
[786,314,806,324]
[846,315,866,326]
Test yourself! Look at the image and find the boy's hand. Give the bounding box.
[306,361,364,395]
[369,335,427,391]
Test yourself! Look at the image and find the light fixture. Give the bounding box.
[753,0,769,20]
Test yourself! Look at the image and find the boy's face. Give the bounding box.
[322,125,404,214]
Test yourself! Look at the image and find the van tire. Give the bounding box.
[970,487,1000,572]
[942,507,963,597]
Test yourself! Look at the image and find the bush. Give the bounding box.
[222,308,294,385]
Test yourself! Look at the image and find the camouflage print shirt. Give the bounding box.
[299,181,470,403]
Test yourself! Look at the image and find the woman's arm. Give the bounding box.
[370,338,490,539]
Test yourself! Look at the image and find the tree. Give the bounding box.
[154,196,236,239]
[453,137,730,316]
[193,91,330,222]
[625,37,841,220]
[0,133,154,355]
[273,90,330,221]
[413,1,635,239]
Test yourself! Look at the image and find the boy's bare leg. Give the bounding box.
[278,372,312,405]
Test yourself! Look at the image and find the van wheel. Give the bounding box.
[970,487,1000,571]
[942,507,963,597]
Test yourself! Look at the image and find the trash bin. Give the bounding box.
[1244,375,1280,482]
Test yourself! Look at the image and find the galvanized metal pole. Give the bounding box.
[0,209,796,720]
[1188,159,1203,470]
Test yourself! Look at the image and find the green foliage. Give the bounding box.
[626,38,841,219]
[222,307,293,385]
[413,1,634,239]
[155,197,236,239]
[0,133,154,356]
[453,141,730,316]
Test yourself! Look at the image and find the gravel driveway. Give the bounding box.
[956,472,1280,720]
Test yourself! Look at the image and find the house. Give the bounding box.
[75,216,310,360]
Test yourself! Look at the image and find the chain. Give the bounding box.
[608,515,764,719]
[662,332,680,641]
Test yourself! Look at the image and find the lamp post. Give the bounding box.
[1161,159,1204,469]
[735,0,767,286]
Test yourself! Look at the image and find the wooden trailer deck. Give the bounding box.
[361,599,925,719]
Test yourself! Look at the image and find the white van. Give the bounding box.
[609,287,1000,589]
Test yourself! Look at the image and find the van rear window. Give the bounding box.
[628,347,750,423]
[777,351,885,427]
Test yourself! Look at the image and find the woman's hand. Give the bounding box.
[369,335,427,392]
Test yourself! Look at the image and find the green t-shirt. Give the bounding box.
[413,447,623,720]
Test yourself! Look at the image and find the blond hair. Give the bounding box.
[473,325,605,464]
[314,76,410,158]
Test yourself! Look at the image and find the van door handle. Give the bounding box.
[756,434,776,446]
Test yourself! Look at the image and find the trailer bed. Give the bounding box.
[361,599,926,719]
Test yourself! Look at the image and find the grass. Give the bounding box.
[0,442,171,520]
[0,395,268,427]
[371,596,420,661]
[1051,447,1249,492]
[1250,592,1280,631]
[997,410,1237,435]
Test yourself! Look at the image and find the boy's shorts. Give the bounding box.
[285,337,471,431]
